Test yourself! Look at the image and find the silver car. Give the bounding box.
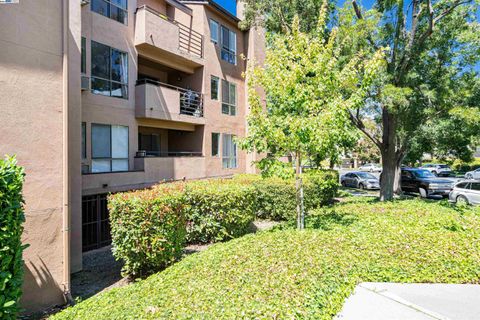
[449,181,480,205]
[359,163,382,173]
[420,164,453,177]
[341,172,380,190]
[465,168,480,180]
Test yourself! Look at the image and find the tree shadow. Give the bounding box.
[306,211,358,231]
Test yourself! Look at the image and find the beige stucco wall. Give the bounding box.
[0,0,74,312]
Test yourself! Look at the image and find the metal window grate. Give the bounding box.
[82,194,112,252]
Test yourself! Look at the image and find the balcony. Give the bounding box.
[135,80,205,125]
[135,155,206,181]
[135,5,204,74]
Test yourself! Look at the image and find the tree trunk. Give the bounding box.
[295,152,305,230]
[379,108,398,201]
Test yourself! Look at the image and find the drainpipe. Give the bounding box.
[62,0,73,305]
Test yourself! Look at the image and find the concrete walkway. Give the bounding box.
[335,283,480,320]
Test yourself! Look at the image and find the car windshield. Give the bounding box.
[413,170,435,178]
[438,165,449,168]
[357,173,377,179]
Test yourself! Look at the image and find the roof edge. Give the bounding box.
[180,0,240,23]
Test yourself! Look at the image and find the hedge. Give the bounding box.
[0,157,26,319]
[234,170,339,221]
[108,171,338,277]
[52,198,480,319]
[183,181,256,244]
[108,184,187,278]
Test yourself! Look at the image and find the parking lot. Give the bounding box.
[339,168,465,200]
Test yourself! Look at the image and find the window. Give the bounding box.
[222,80,237,115]
[91,0,127,25]
[471,183,480,191]
[211,133,220,157]
[81,37,86,74]
[209,19,219,44]
[91,124,129,173]
[91,41,128,99]
[222,134,237,169]
[221,25,236,64]
[139,133,161,156]
[82,122,86,159]
[456,182,470,189]
[211,76,219,100]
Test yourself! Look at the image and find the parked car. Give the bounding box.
[449,181,480,205]
[465,168,480,180]
[341,172,380,190]
[359,163,382,173]
[420,164,453,177]
[401,168,454,198]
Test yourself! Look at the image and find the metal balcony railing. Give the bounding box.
[136,79,204,117]
[136,5,204,59]
[136,151,203,158]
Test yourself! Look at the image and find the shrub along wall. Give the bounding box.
[108,170,338,277]
[0,157,26,320]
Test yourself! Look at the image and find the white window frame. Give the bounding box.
[91,124,129,173]
[210,19,219,44]
[222,80,237,116]
[222,134,238,169]
[220,25,237,65]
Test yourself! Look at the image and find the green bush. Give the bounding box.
[108,184,187,277]
[0,157,26,319]
[108,171,338,277]
[52,198,480,320]
[451,158,480,173]
[183,181,256,244]
[234,170,339,221]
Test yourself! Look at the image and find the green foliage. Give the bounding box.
[183,181,256,244]
[451,158,480,173]
[109,173,338,276]
[108,184,187,278]
[52,198,480,319]
[0,157,26,319]
[234,171,338,221]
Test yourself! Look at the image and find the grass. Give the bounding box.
[52,198,480,319]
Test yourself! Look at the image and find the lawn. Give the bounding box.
[52,198,480,319]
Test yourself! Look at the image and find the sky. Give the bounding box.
[213,0,237,16]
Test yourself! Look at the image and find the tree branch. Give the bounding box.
[348,110,382,148]
[351,0,379,51]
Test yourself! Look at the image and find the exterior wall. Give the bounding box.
[0,0,265,314]
[0,0,82,312]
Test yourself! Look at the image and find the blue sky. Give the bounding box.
[213,0,237,16]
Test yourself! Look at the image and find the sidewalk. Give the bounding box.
[335,282,480,320]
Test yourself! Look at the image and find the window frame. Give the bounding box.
[91,123,129,173]
[81,37,86,75]
[91,0,128,25]
[211,132,220,157]
[222,134,238,169]
[209,19,219,44]
[91,40,129,99]
[82,122,87,160]
[220,25,237,65]
[211,75,219,101]
[221,79,237,116]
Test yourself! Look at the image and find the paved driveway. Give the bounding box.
[336,282,480,320]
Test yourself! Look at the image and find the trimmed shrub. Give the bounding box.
[108,184,187,277]
[234,170,339,221]
[0,157,26,319]
[183,181,256,244]
[451,158,480,173]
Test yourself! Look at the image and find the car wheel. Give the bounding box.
[419,187,428,198]
[456,195,469,206]
[341,181,346,187]
[431,171,438,176]
[466,174,473,180]
[359,183,365,190]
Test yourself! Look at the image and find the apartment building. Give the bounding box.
[0,0,264,312]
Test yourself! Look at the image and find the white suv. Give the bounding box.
[420,164,452,177]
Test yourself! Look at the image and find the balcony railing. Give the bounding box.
[136,151,203,158]
[136,5,203,59]
[136,79,204,118]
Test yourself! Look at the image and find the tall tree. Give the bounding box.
[240,9,385,228]
[243,0,480,200]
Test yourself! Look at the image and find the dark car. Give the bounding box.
[401,168,454,198]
